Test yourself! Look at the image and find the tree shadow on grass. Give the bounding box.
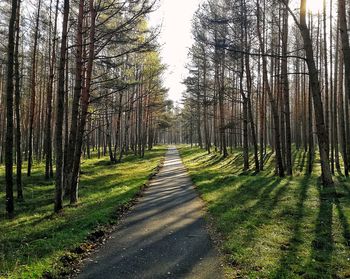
[305,185,335,278]
[272,175,311,278]
[294,149,307,173]
[0,149,166,276]
[0,182,146,275]
[335,198,350,247]
[202,174,284,234]
[273,177,350,278]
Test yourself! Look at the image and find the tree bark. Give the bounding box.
[27,0,42,176]
[45,0,59,180]
[281,1,292,175]
[14,0,23,200]
[5,0,18,217]
[70,0,96,204]
[65,0,84,194]
[54,0,70,213]
[257,0,284,176]
[296,0,333,186]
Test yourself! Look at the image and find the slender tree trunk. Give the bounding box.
[338,0,350,104]
[333,15,342,173]
[45,0,59,180]
[338,52,349,176]
[202,48,210,154]
[65,0,84,194]
[5,0,18,217]
[307,83,314,174]
[14,0,23,200]
[27,0,42,176]
[281,1,292,175]
[106,108,115,162]
[70,0,96,204]
[296,0,333,186]
[323,0,330,155]
[219,47,227,157]
[54,0,70,213]
[257,0,284,176]
[245,53,259,172]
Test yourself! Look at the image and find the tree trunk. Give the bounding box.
[5,0,18,217]
[256,0,284,176]
[65,0,84,194]
[281,1,292,175]
[338,52,349,176]
[45,0,59,180]
[27,0,42,176]
[70,0,96,204]
[14,0,23,200]
[54,0,70,213]
[296,0,333,186]
[338,0,350,104]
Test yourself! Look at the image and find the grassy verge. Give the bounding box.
[0,146,167,278]
[179,145,350,279]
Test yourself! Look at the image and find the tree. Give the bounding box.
[291,0,333,186]
[54,0,70,213]
[27,0,42,176]
[5,0,18,217]
[14,0,23,200]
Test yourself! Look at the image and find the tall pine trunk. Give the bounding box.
[54,0,70,213]
[70,0,96,204]
[14,0,23,200]
[27,0,42,176]
[45,0,59,180]
[5,0,18,217]
[296,0,333,186]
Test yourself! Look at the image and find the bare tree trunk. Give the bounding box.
[338,0,350,104]
[257,0,284,176]
[333,14,341,173]
[54,0,70,213]
[45,0,59,180]
[14,0,23,200]
[296,0,333,186]
[307,83,314,174]
[202,48,210,154]
[5,0,18,217]
[245,53,259,172]
[338,53,349,176]
[219,48,227,157]
[323,0,330,154]
[281,1,292,175]
[106,108,115,162]
[70,0,96,204]
[65,0,84,194]
[27,0,42,176]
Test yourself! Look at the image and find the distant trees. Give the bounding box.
[181,0,349,187]
[1,0,170,216]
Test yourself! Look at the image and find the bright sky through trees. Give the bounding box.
[149,0,203,104]
[306,0,323,12]
[148,0,325,104]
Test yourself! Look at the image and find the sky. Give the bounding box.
[149,0,203,105]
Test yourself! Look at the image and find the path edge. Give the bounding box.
[42,155,166,279]
[177,146,235,279]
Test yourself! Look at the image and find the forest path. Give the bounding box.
[77,147,223,279]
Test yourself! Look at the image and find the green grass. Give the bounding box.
[179,145,350,279]
[0,146,166,278]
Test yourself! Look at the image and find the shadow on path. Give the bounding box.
[77,147,223,279]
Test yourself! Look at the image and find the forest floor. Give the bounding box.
[76,147,223,279]
[179,146,350,279]
[0,146,166,278]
